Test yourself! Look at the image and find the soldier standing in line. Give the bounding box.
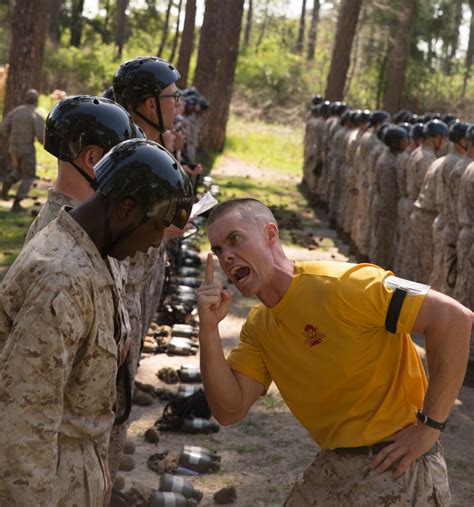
[352,110,391,260]
[312,100,331,204]
[369,126,409,270]
[431,123,470,293]
[401,120,448,281]
[327,109,350,228]
[110,56,186,481]
[455,126,474,368]
[1,89,45,212]
[394,123,425,277]
[409,121,449,283]
[303,96,324,192]
[0,139,193,506]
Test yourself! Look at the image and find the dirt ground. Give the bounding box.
[119,157,474,506]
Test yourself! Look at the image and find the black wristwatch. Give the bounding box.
[416,408,447,431]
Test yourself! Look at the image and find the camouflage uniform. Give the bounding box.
[342,129,362,237]
[352,132,380,257]
[410,156,443,283]
[438,153,470,295]
[369,150,400,270]
[1,103,45,199]
[183,113,199,164]
[284,447,449,506]
[327,124,347,226]
[303,112,320,192]
[455,162,474,362]
[0,208,124,505]
[393,149,411,276]
[401,146,437,280]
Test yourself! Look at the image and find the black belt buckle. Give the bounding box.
[334,441,394,457]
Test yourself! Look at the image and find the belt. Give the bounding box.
[334,441,438,458]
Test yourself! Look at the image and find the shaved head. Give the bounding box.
[207,198,277,229]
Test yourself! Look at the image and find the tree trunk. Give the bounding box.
[102,0,112,44]
[383,0,416,114]
[158,0,173,57]
[255,0,270,51]
[193,0,226,95]
[115,0,129,59]
[200,0,245,152]
[48,0,61,45]
[243,0,252,48]
[325,0,363,101]
[296,0,307,53]
[169,0,183,63]
[70,0,85,47]
[461,0,474,103]
[4,0,49,117]
[306,0,320,60]
[176,0,197,88]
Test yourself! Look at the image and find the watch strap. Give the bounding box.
[416,408,447,431]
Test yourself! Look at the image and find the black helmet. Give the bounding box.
[330,101,341,115]
[102,87,115,100]
[113,56,180,110]
[340,110,351,126]
[410,123,425,140]
[336,102,348,116]
[466,125,474,143]
[94,139,193,229]
[442,114,458,126]
[449,121,470,143]
[399,122,412,134]
[320,100,331,119]
[311,94,324,106]
[393,109,412,124]
[44,96,141,161]
[358,109,371,124]
[423,119,449,138]
[383,126,407,150]
[376,123,390,141]
[369,110,390,128]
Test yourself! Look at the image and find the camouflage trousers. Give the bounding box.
[284,447,449,506]
[409,207,436,284]
[394,197,411,277]
[6,145,36,200]
[430,215,445,291]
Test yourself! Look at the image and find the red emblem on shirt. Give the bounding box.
[303,324,326,347]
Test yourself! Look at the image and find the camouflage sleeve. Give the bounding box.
[0,272,93,504]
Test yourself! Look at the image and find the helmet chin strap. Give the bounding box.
[101,197,150,258]
[133,96,166,144]
[70,161,98,190]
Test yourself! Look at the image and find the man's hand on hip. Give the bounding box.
[369,423,440,478]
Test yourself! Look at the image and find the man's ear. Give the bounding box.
[143,96,156,114]
[81,145,104,172]
[265,222,279,243]
[117,197,139,221]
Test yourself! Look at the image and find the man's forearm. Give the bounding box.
[422,304,472,422]
[199,324,245,424]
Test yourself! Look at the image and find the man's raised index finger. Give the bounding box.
[204,252,214,284]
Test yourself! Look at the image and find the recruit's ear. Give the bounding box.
[79,145,104,172]
[116,196,140,220]
[265,222,279,243]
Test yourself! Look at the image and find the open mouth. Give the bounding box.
[231,266,251,285]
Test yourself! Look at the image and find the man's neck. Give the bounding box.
[54,163,95,203]
[258,257,295,308]
[69,193,107,255]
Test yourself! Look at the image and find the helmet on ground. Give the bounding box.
[410,123,425,140]
[94,139,193,228]
[25,89,39,105]
[383,126,407,150]
[369,110,390,128]
[423,119,449,138]
[44,96,141,161]
[113,56,180,110]
[449,122,470,143]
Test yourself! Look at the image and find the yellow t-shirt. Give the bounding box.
[227,261,428,449]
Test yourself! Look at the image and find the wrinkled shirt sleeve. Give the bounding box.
[0,273,93,504]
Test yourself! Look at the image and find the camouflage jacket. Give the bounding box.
[0,208,118,504]
[1,103,45,148]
